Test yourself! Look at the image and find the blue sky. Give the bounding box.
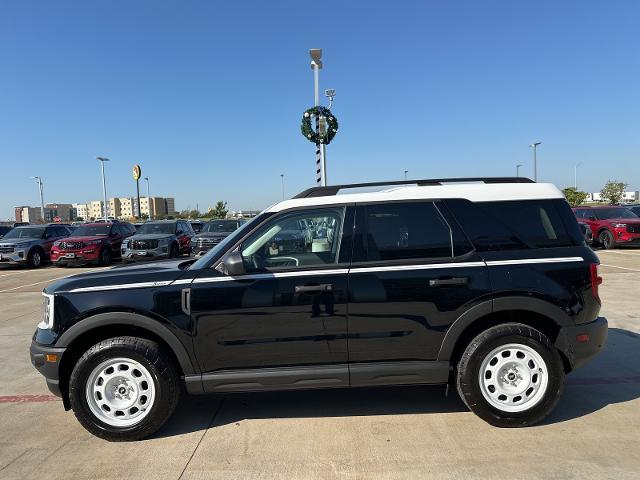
[1,1,638,220]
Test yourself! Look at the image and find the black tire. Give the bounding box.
[27,248,43,268]
[98,247,111,266]
[599,229,615,249]
[69,337,180,441]
[168,243,179,259]
[456,323,564,428]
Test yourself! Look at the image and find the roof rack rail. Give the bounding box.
[293,177,535,199]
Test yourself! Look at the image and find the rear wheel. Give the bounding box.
[27,249,43,268]
[599,230,615,249]
[68,337,180,441]
[456,323,564,427]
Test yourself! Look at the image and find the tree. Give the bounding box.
[600,180,628,205]
[188,209,201,219]
[209,201,228,219]
[562,187,588,207]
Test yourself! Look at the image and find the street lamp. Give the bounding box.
[574,162,582,190]
[31,176,45,223]
[529,142,541,181]
[280,174,285,201]
[404,170,408,181]
[516,164,523,177]
[96,157,110,220]
[144,177,152,220]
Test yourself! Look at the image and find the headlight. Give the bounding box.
[15,242,31,249]
[611,223,627,228]
[53,240,62,247]
[38,292,55,330]
[122,240,130,248]
[86,239,103,245]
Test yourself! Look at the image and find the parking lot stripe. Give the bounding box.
[600,264,640,272]
[0,270,37,278]
[0,395,61,403]
[0,268,103,293]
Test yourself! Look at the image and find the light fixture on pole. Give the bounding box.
[96,157,110,220]
[280,174,285,201]
[31,176,45,223]
[144,177,152,220]
[516,164,523,177]
[574,162,582,190]
[404,170,408,181]
[529,142,541,181]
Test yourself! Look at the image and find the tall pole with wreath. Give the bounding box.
[303,49,338,186]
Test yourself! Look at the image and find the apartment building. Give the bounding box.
[14,206,43,224]
[88,201,104,220]
[44,203,75,222]
[73,203,89,221]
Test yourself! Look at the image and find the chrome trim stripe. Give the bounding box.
[69,280,173,293]
[349,262,486,274]
[485,257,583,266]
[65,257,586,291]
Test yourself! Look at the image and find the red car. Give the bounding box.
[50,221,136,266]
[573,205,640,249]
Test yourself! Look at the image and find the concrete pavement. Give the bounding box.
[0,251,639,479]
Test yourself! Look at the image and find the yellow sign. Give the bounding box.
[132,164,142,181]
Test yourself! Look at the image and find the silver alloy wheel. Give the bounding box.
[85,357,156,427]
[478,343,549,413]
[32,251,41,266]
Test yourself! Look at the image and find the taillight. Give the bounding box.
[590,263,602,304]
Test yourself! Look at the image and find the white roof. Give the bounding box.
[267,182,564,213]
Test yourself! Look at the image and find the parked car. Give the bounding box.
[190,221,204,234]
[577,222,593,245]
[50,222,136,266]
[0,224,71,267]
[573,205,640,249]
[121,220,194,262]
[30,177,606,441]
[191,219,246,256]
[0,225,13,239]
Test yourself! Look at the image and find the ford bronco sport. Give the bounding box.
[30,177,607,441]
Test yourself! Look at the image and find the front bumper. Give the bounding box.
[30,339,66,398]
[121,248,170,262]
[0,250,28,264]
[52,251,99,265]
[555,316,608,371]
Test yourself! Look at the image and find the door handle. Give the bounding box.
[295,283,334,294]
[429,277,469,287]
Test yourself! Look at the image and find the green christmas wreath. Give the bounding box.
[300,106,339,145]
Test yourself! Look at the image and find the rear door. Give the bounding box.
[347,201,492,386]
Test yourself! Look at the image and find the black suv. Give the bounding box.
[30,178,607,441]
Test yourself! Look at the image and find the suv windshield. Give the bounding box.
[72,225,111,236]
[3,227,45,239]
[594,208,638,219]
[202,221,238,233]
[135,223,176,235]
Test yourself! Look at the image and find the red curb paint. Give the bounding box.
[0,395,61,403]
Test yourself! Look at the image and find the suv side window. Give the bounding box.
[364,202,457,261]
[240,207,345,271]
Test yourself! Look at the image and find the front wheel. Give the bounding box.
[68,337,180,441]
[599,230,615,249]
[98,248,111,266]
[27,249,43,268]
[456,323,564,427]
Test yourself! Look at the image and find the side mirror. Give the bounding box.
[223,251,246,276]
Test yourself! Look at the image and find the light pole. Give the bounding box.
[404,170,408,181]
[516,164,523,177]
[31,176,45,223]
[144,177,152,220]
[280,174,285,200]
[310,49,326,186]
[574,162,582,190]
[529,142,541,181]
[96,157,110,220]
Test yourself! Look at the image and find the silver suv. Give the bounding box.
[121,220,194,262]
[0,224,71,268]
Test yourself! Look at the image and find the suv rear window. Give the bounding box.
[445,199,582,250]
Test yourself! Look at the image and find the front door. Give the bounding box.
[190,206,353,393]
[347,201,492,386]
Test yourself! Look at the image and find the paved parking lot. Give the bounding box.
[1,252,639,479]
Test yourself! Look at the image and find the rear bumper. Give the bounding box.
[555,317,608,371]
[30,339,66,398]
